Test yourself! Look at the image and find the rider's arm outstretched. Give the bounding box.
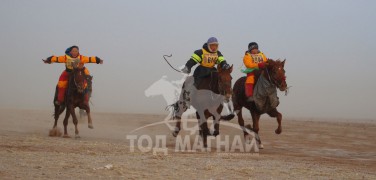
[43,55,103,64]
[80,56,104,64]
[43,55,67,64]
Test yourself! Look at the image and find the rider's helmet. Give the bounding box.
[207,37,219,52]
[248,42,258,51]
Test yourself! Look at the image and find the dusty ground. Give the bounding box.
[0,109,375,179]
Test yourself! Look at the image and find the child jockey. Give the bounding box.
[242,42,268,101]
[43,45,103,105]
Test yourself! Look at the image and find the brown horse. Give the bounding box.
[50,62,93,138]
[172,65,233,148]
[230,59,287,148]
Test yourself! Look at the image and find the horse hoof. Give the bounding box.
[63,134,71,138]
[172,131,179,137]
[49,128,62,137]
[275,129,282,134]
[75,135,81,139]
[259,144,264,149]
[88,124,94,129]
[212,131,219,137]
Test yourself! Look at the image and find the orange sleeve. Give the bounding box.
[261,53,267,62]
[51,55,67,63]
[243,53,258,69]
[84,67,90,75]
[80,55,98,64]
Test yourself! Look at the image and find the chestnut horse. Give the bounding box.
[230,59,287,148]
[51,62,93,138]
[171,65,233,148]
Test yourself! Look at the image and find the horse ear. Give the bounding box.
[282,59,286,67]
[230,64,233,73]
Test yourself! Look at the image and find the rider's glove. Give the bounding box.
[95,56,104,64]
[43,56,53,64]
[181,65,191,74]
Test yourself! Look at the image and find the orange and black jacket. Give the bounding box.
[46,55,101,72]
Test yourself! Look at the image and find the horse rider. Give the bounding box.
[242,42,268,102]
[181,37,231,86]
[43,45,103,106]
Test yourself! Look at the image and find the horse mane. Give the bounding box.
[267,58,285,66]
[254,58,283,84]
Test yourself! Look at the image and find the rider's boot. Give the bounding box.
[245,83,254,102]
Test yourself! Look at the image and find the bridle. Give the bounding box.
[72,68,85,93]
[265,65,283,88]
[265,64,289,95]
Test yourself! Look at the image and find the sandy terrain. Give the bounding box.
[0,109,375,179]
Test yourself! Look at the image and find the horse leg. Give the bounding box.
[82,94,94,129]
[171,100,187,137]
[267,108,282,134]
[49,104,64,137]
[84,106,93,129]
[196,111,202,136]
[236,108,247,135]
[172,117,181,137]
[237,108,251,144]
[53,102,66,126]
[215,105,223,136]
[251,110,263,148]
[197,111,209,148]
[53,105,60,128]
[62,107,71,138]
[208,106,222,137]
[79,109,86,119]
[201,121,209,149]
[70,106,80,138]
[87,112,94,129]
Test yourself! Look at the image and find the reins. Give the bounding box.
[265,65,291,96]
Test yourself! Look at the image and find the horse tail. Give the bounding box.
[53,86,58,104]
[53,104,66,118]
[166,101,183,120]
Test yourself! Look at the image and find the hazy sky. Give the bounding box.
[0,0,375,119]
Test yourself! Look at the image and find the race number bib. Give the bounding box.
[251,54,264,64]
[65,57,80,70]
[201,52,218,68]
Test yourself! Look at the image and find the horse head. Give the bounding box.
[217,64,233,100]
[71,60,87,94]
[266,59,287,91]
